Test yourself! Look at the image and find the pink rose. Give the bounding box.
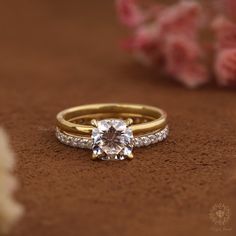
[176,64,209,88]
[164,36,201,73]
[165,36,208,88]
[122,25,161,65]
[212,16,236,49]
[215,49,236,86]
[116,0,144,27]
[158,1,202,39]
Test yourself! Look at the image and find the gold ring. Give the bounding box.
[55,103,169,160]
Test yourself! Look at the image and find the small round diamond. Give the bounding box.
[141,136,151,146]
[148,134,156,144]
[134,137,143,147]
[71,138,79,147]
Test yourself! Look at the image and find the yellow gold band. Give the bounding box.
[56,103,167,136]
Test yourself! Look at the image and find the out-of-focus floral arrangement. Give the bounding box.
[116,0,236,88]
[0,128,23,234]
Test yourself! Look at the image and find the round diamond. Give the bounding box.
[141,136,151,146]
[148,134,156,144]
[134,137,142,147]
[91,119,134,160]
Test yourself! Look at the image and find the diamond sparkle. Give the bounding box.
[91,119,134,160]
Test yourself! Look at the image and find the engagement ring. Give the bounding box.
[55,103,168,160]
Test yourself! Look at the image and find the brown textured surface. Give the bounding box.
[0,1,235,236]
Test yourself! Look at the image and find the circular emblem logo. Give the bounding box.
[209,203,231,226]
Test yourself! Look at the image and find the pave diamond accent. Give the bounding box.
[55,128,93,149]
[132,126,169,147]
[91,119,134,160]
[55,125,169,150]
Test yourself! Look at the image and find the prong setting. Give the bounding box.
[125,118,133,126]
[127,152,134,160]
[91,119,98,127]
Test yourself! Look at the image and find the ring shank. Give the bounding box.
[56,103,167,136]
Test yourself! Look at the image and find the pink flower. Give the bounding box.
[122,25,161,65]
[213,16,236,86]
[158,1,203,39]
[177,64,208,88]
[116,0,164,28]
[159,1,208,87]
[116,0,145,27]
[215,49,236,86]
[116,0,210,88]
[164,36,208,88]
[164,36,201,73]
[212,16,236,49]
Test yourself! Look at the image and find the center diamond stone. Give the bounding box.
[91,119,134,160]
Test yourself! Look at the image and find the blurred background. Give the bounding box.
[0,1,235,236]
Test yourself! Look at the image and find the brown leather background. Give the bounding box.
[0,1,235,236]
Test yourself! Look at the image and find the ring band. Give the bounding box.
[55,103,169,160]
